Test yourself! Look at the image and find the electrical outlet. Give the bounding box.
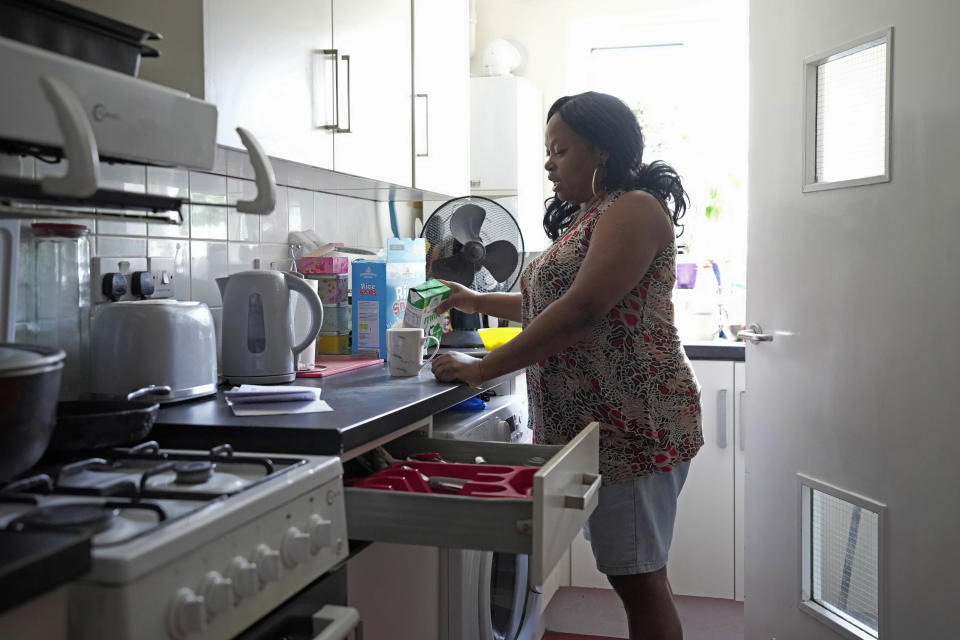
[91,257,148,304]
[146,257,176,299]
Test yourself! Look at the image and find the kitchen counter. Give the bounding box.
[153,362,514,457]
[683,341,745,361]
[0,530,91,614]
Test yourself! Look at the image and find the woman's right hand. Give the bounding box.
[436,279,480,314]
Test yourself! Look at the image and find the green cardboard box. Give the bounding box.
[402,279,450,346]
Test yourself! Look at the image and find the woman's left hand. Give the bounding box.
[431,352,483,386]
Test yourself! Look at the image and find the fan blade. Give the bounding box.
[481,240,519,283]
[430,254,478,287]
[450,204,486,245]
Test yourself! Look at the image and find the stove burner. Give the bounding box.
[8,503,120,533]
[173,461,215,485]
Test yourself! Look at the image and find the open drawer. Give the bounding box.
[344,422,600,585]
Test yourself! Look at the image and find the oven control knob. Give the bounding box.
[282,526,311,567]
[202,571,233,616]
[168,587,205,638]
[255,544,282,583]
[308,514,333,553]
[229,556,259,599]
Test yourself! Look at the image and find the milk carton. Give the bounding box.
[402,279,450,347]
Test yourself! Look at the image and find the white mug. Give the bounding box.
[387,327,440,377]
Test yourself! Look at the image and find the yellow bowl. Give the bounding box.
[477,327,522,351]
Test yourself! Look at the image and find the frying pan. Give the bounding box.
[47,385,171,453]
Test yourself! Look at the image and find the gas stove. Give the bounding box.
[0,440,348,640]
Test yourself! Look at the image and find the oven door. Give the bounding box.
[236,566,362,640]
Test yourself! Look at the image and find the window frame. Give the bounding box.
[801,27,894,192]
[797,473,887,640]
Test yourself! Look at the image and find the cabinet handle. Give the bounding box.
[336,54,352,133]
[738,390,746,451]
[470,179,481,188]
[415,93,429,157]
[316,49,340,130]
[717,389,728,448]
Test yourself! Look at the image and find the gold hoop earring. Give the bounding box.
[591,166,602,198]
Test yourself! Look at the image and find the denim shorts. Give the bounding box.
[583,461,691,576]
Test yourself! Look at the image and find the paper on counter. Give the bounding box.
[225,397,334,416]
[224,384,321,404]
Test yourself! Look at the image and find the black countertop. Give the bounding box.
[0,530,91,614]
[153,362,514,456]
[683,341,745,361]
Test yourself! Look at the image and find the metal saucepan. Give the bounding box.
[47,384,172,453]
[0,344,66,482]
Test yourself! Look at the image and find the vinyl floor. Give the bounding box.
[543,587,744,640]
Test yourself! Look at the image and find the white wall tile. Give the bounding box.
[96,235,147,258]
[189,172,227,240]
[190,241,229,306]
[97,164,147,235]
[212,147,228,175]
[286,187,313,235]
[147,239,191,300]
[285,162,316,189]
[228,243,260,273]
[227,178,261,242]
[269,156,289,186]
[259,244,294,271]
[261,186,290,244]
[314,192,338,237]
[335,195,373,247]
[226,148,255,180]
[147,166,190,238]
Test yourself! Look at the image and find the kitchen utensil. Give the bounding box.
[47,385,170,453]
[0,343,65,481]
[17,223,91,400]
[89,300,217,403]
[477,327,521,351]
[217,270,323,384]
[0,0,161,76]
[387,327,439,377]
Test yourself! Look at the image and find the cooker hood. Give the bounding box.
[0,35,216,172]
[0,35,276,221]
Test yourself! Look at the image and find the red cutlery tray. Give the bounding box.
[347,461,535,498]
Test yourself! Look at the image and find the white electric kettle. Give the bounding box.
[217,270,323,384]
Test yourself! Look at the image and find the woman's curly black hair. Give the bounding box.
[543,91,689,241]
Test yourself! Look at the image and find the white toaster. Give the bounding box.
[90,300,218,403]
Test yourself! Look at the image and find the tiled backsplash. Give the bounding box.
[2,146,420,352]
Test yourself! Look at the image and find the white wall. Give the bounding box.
[747,1,960,639]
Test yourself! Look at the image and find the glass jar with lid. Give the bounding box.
[17,223,91,399]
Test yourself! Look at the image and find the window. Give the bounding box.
[799,474,886,640]
[803,29,893,191]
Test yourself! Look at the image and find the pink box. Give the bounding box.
[300,256,349,274]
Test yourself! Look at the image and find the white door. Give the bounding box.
[413,0,470,196]
[746,2,960,639]
[205,0,334,168]
[332,0,412,186]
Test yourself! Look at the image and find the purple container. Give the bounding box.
[676,263,698,289]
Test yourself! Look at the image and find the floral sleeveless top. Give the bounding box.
[520,190,703,484]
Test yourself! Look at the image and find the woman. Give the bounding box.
[432,91,702,640]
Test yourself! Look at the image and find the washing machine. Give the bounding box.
[433,393,542,640]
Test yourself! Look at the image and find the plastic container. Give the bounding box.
[348,460,536,498]
[320,304,351,332]
[310,273,349,305]
[301,256,349,274]
[477,327,521,351]
[316,331,350,355]
[17,223,91,399]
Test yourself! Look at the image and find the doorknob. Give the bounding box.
[738,323,774,344]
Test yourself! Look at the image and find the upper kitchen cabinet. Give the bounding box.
[412,0,470,197]
[204,0,335,170]
[327,0,412,186]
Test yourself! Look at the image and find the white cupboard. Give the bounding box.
[567,358,746,602]
[204,0,335,170]
[413,0,470,196]
[469,76,547,252]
